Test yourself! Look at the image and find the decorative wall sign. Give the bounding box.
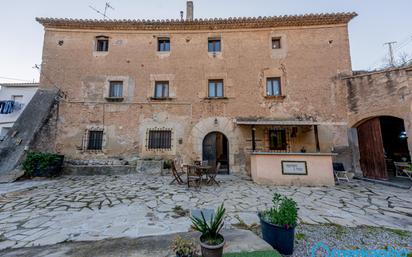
[281,161,307,175]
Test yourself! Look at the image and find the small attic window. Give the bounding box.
[96,36,109,52]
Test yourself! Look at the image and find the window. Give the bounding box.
[154,81,169,99]
[96,36,109,52]
[266,78,281,96]
[148,130,172,149]
[158,38,170,52]
[269,129,287,150]
[208,80,224,98]
[208,38,221,52]
[109,81,123,98]
[87,131,103,150]
[272,38,281,49]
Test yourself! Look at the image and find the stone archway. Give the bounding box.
[202,132,229,174]
[189,117,239,173]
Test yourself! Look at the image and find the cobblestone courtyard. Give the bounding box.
[0,174,411,250]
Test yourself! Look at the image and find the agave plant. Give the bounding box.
[190,203,226,245]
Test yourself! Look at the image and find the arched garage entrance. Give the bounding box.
[202,132,229,174]
[357,116,410,180]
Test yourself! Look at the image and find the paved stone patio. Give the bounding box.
[0,174,411,250]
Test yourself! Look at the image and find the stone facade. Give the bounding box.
[36,14,356,174]
[343,66,412,175]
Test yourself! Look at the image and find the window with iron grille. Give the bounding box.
[158,38,170,52]
[208,80,224,98]
[96,36,109,52]
[272,38,281,49]
[269,129,287,151]
[109,81,123,98]
[154,81,169,99]
[266,77,281,96]
[208,38,221,52]
[87,131,103,150]
[148,130,172,150]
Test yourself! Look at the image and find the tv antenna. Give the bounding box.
[89,2,115,19]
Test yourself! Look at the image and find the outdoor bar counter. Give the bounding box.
[250,152,336,186]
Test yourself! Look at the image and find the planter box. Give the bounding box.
[259,213,295,255]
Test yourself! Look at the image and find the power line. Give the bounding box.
[0,76,33,82]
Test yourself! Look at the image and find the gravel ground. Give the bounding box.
[234,223,412,256]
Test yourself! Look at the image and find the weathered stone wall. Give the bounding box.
[39,24,353,174]
[344,66,412,175]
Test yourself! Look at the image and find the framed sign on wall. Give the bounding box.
[281,161,308,175]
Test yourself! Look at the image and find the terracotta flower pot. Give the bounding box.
[199,235,225,257]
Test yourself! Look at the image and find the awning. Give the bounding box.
[235,118,319,126]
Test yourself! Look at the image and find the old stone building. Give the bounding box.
[34,6,357,178]
[344,65,412,180]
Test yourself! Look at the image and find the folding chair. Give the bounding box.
[333,162,350,183]
[207,162,221,186]
[170,159,185,185]
[394,162,412,180]
[187,165,202,188]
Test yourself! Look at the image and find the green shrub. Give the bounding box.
[22,152,62,177]
[262,193,298,229]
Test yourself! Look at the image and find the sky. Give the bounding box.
[0,0,411,83]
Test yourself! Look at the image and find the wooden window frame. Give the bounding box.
[96,36,109,52]
[266,77,282,97]
[158,38,171,52]
[154,81,170,99]
[272,37,281,49]
[208,79,224,98]
[208,38,221,52]
[108,81,124,99]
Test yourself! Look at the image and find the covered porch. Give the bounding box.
[235,118,336,186]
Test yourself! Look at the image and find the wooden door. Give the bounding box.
[357,117,388,180]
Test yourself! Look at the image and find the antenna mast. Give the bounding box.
[89,2,115,20]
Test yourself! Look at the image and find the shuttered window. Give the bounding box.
[148,130,172,149]
[266,78,281,96]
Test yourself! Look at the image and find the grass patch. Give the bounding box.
[385,228,411,238]
[172,205,188,217]
[223,250,281,257]
[232,215,261,236]
[295,233,306,241]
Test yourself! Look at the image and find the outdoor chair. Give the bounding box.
[187,165,202,188]
[333,162,350,183]
[170,159,185,185]
[207,162,221,186]
[394,162,412,180]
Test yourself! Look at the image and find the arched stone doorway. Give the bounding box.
[202,132,229,174]
[356,116,410,180]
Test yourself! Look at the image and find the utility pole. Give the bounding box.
[384,41,397,67]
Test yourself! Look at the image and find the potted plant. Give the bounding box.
[258,193,298,255]
[191,203,226,257]
[170,235,198,257]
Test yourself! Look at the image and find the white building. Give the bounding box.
[0,83,38,140]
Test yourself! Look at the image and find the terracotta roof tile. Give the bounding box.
[36,13,357,31]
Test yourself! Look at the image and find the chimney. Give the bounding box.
[186,1,194,21]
